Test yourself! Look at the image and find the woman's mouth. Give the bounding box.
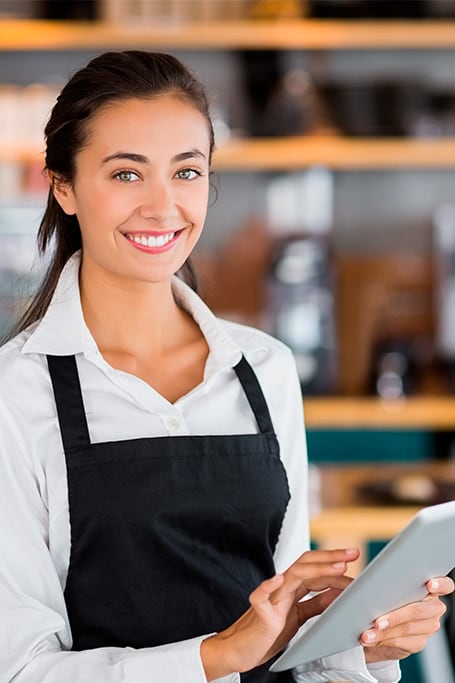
[124,230,180,253]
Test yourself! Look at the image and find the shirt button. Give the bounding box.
[167,417,181,431]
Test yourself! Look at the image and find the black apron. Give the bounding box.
[47,353,294,683]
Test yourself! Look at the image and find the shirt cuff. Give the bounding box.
[293,646,401,683]
[367,659,401,683]
[123,634,240,683]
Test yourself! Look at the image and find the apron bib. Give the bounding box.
[48,354,294,682]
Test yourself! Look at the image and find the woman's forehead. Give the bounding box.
[79,95,210,161]
[82,95,211,152]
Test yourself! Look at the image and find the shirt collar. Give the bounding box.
[21,252,247,376]
[22,251,93,357]
[171,276,242,377]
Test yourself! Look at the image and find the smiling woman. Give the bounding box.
[0,50,452,683]
[50,94,212,399]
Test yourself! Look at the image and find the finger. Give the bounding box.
[293,573,353,601]
[361,598,446,647]
[374,595,447,630]
[271,548,359,602]
[297,587,345,623]
[363,620,444,660]
[293,547,360,567]
[249,574,285,614]
[271,564,350,603]
[426,576,455,596]
[362,616,443,646]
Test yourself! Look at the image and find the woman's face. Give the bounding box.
[54,95,211,288]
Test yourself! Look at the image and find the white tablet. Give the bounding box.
[270,500,455,672]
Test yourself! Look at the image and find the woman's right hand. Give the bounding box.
[200,546,359,681]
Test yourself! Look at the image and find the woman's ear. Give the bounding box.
[49,172,77,216]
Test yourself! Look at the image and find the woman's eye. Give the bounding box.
[176,168,200,181]
[114,170,140,182]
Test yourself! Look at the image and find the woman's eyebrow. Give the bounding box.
[101,149,207,165]
[172,149,207,162]
[102,152,149,164]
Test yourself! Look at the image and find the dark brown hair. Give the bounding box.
[13,50,215,336]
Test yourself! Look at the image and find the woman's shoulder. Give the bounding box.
[220,317,295,364]
[0,321,37,353]
[0,325,43,385]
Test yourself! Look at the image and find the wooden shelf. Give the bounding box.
[3,18,455,51]
[6,137,455,171]
[304,396,455,429]
[213,136,455,170]
[310,505,419,573]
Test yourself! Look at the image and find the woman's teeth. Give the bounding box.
[127,232,175,247]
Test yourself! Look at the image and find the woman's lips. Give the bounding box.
[124,230,180,253]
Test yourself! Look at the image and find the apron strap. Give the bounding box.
[47,355,91,452]
[47,353,274,450]
[233,355,275,435]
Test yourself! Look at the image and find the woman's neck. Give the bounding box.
[80,267,184,354]
[79,267,209,401]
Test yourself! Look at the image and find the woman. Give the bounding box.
[0,51,451,683]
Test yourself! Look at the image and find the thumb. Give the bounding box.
[298,588,343,624]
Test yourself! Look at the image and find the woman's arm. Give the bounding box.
[201,547,358,681]
[0,405,227,683]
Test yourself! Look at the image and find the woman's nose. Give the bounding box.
[137,178,178,222]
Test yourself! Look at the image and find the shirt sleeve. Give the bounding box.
[0,404,235,683]
[7,640,240,683]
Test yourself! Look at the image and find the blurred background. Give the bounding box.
[2,3,455,679]
[4,0,455,400]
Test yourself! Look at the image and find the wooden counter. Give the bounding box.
[310,505,419,575]
[309,461,455,574]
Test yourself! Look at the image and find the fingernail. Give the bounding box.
[364,631,377,643]
[345,547,358,555]
[332,561,346,569]
[430,579,440,591]
[377,618,389,630]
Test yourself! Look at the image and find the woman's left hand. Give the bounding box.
[361,576,454,663]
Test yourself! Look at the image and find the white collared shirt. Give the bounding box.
[0,253,399,683]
